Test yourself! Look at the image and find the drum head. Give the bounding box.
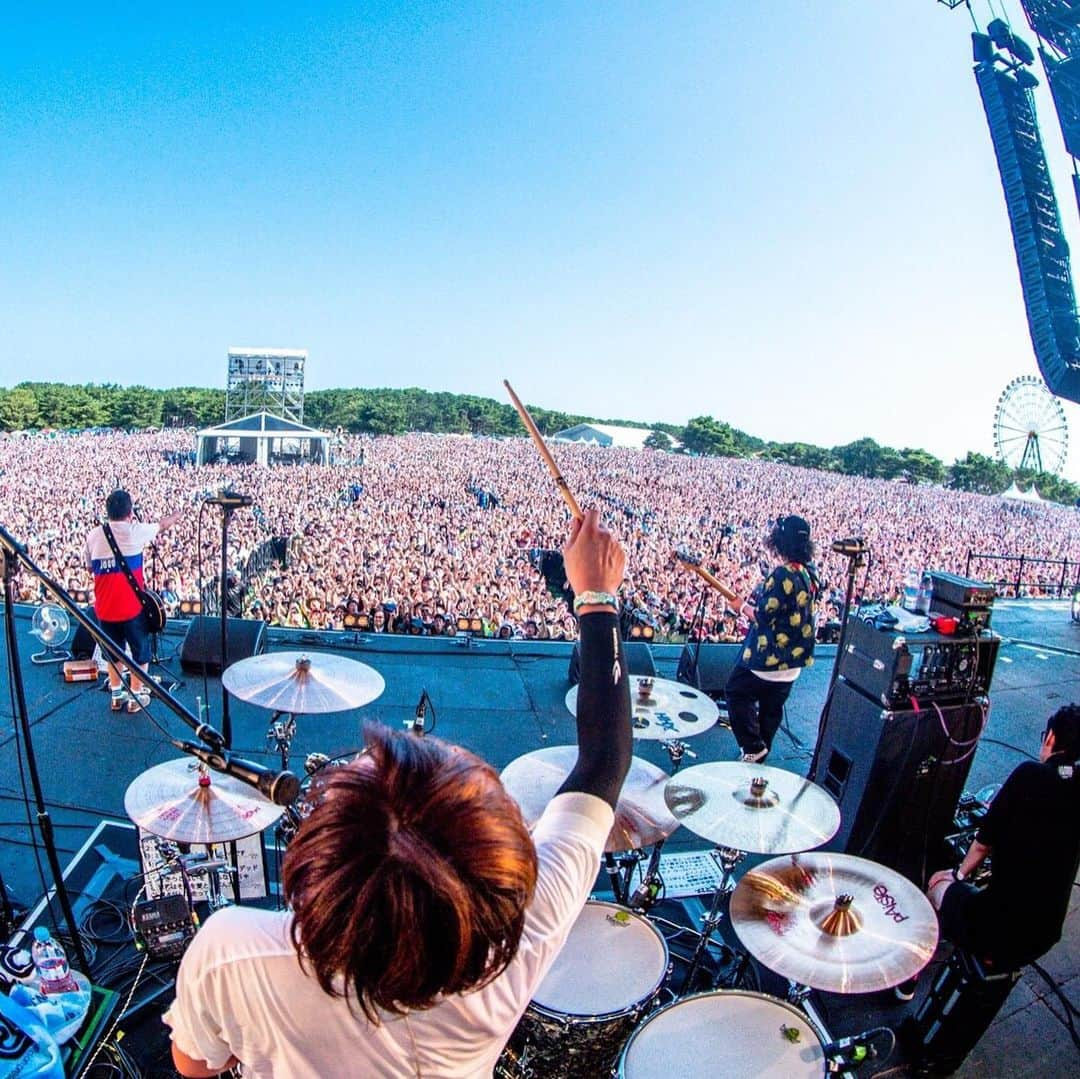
[532,901,668,1018]
[619,991,825,1078]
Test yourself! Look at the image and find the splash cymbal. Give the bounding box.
[565,676,719,740]
[222,651,385,713]
[124,758,285,843]
[663,763,840,854]
[500,745,679,852]
[729,852,939,993]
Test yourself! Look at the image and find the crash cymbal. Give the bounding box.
[124,758,285,843]
[222,651,385,714]
[500,746,679,852]
[729,852,939,993]
[663,763,840,854]
[565,676,719,741]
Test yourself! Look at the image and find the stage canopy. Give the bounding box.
[195,410,331,466]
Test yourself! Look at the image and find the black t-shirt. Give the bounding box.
[945,758,1080,968]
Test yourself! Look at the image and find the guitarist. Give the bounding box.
[84,489,183,713]
[726,514,820,764]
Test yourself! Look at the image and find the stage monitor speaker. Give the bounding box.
[70,608,99,660]
[808,678,987,885]
[676,643,740,699]
[567,640,656,685]
[180,616,267,675]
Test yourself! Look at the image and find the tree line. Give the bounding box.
[1,380,1076,505]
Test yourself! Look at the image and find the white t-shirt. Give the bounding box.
[163,791,614,1078]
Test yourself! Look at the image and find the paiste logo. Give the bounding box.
[873,883,909,923]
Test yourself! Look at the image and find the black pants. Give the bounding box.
[725,666,795,755]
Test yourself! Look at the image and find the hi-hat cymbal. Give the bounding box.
[729,852,939,994]
[565,676,719,740]
[500,746,679,852]
[124,758,285,843]
[222,651,385,714]
[664,763,840,854]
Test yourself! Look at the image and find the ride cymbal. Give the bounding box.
[565,676,719,741]
[729,852,939,993]
[500,745,679,852]
[664,763,840,854]
[124,757,285,843]
[222,651,385,713]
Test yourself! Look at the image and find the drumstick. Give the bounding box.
[503,380,583,520]
[676,553,743,607]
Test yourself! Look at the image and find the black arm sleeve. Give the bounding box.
[556,611,632,810]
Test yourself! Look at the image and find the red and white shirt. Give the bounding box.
[84,520,159,622]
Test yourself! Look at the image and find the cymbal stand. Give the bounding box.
[661,739,696,774]
[603,850,642,905]
[680,845,744,991]
[266,711,297,771]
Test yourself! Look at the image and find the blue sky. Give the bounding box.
[4,2,1080,477]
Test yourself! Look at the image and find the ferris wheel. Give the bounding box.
[993,375,1069,474]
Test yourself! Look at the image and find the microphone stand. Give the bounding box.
[808,545,867,781]
[0,533,90,974]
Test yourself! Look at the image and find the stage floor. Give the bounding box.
[1,601,1077,1076]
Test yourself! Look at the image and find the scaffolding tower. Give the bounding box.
[225,347,307,423]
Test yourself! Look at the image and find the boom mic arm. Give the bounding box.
[172,740,300,806]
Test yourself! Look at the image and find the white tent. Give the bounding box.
[1001,481,1043,503]
[195,410,331,467]
[552,423,655,449]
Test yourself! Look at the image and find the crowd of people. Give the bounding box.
[2,427,1078,641]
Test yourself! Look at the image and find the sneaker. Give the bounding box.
[127,689,151,714]
[893,977,918,1002]
[738,747,769,764]
[110,687,129,712]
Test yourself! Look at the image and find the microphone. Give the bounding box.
[172,740,300,806]
[830,537,869,555]
[205,490,253,508]
[410,689,428,735]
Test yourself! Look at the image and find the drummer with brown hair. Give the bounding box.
[164,508,631,1078]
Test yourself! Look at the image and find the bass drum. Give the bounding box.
[499,901,669,1079]
[616,990,826,1078]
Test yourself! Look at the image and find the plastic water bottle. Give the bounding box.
[916,573,934,616]
[31,926,79,995]
[901,569,920,611]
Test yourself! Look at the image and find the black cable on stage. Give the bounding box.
[1030,959,1080,1052]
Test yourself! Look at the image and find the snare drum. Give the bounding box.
[616,990,826,1078]
[502,901,669,1079]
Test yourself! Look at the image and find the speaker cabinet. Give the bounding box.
[180,616,267,675]
[567,640,656,685]
[809,678,987,885]
[676,643,740,699]
[70,607,99,660]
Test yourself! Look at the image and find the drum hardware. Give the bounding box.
[677,845,746,992]
[499,900,670,1079]
[615,989,830,1078]
[266,710,298,771]
[124,758,286,844]
[627,843,666,913]
[500,747,679,855]
[222,650,385,714]
[729,852,939,995]
[659,739,696,773]
[565,676,720,742]
[663,763,842,856]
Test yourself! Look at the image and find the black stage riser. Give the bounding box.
[809,678,987,885]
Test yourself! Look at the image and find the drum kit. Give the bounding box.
[121,663,937,1078]
[497,675,940,1078]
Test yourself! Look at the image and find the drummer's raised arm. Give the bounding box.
[556,509,631,810]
